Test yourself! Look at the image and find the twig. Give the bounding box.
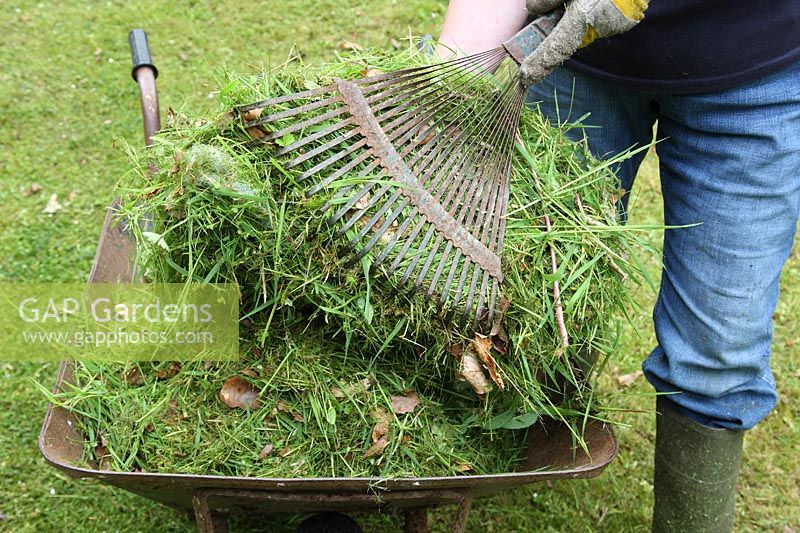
[543,215,569,348]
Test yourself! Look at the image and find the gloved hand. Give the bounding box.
[519,0,648,86]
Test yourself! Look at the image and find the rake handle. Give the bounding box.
[502,8,565,64]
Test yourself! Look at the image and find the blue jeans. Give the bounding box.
[527,59,800,430]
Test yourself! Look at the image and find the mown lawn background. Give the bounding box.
[1,1,797,531]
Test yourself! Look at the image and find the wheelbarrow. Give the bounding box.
[38,30,618,533]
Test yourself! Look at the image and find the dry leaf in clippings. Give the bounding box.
[277,446,292,458]
[219,376,260,410]
[155,361,182,380]
[364,435,389,459]
[372,420,389,443]
[391,391,420,414]
[241,107,263,122]
[448,343,464,362]
[471,333,504,390]
[123,366,144,386]
[259,443,274,458]
[458,351,492,395]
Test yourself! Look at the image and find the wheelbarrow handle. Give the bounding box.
[128,29,160,146]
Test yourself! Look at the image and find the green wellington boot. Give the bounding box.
[652,396,744,533]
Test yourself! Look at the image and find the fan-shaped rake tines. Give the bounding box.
[236,50,526,327]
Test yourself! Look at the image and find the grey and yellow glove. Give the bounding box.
[519,0,648,86]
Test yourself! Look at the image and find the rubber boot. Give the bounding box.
[652,396,744,533]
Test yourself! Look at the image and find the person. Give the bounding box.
[437,1,800,531]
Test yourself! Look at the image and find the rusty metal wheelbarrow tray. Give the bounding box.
[37,30,618,533]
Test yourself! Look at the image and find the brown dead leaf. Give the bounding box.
[391,391,420,414]
[67,190,79,202]
[277,446,292,457]
[471,334,504,390]
[448,343,464,362]
[454,463,472,473]
[616,370,643,387]
[42,193,62,214]
[259,443,274,458]
[390,38,401,49]
[361,67,384,78]
[155,361,181,380]
[123,366,144,386]
[364,435,389,459]
[246,127,267,140]
[241,107,263,122]
[372,420,389,443]
[22,183,43,197]
[219,376,260,410]
[491,329,509,355]
[458,351,492,395]
[277,400,289,412]
[331,387,346,399]
[292,412,305,423]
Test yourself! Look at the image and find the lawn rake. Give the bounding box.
[236,11,563,328]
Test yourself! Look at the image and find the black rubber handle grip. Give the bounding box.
[128,29,158,81]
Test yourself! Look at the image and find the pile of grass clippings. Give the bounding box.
[44,45,656,478]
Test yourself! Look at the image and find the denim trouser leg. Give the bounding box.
[526,60,800,430]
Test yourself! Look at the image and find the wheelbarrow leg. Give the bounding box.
[403,492,472,533]
[192,491,230,533]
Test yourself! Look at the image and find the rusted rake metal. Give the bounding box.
[236,12,561,327]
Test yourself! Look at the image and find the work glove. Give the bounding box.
[519,0,648,86]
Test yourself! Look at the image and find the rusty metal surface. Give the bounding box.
[502,10,564,66]
[335,78,503,280]
[134,66,160,146]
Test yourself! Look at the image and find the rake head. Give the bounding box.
[236,48,527,327]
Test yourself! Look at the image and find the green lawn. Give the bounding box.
[1,2,798,531]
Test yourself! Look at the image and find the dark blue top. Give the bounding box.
[564,0,800,94]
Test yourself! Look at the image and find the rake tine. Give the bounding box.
[296,138,368,182]
[461,265,484,322]
[275,116,355,156]
[472,270,491,326]
[486,279,499,327]
[399,224,438,286]
[286,126,361,168]
[308,150,377,200]
[260,105,349,143]
[439,249,463,305]
[244,93,343,128]
[236,84,335,113]
[451,259,473,309]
